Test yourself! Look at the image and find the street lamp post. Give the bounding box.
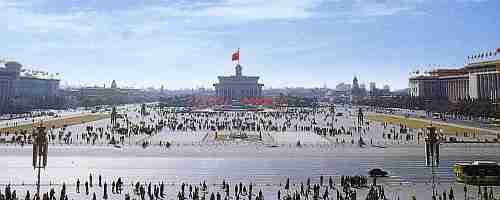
[33,124,48,196]
[425,125,441,198]
[330,104,335,124]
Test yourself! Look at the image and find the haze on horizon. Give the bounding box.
[1,0,499,90]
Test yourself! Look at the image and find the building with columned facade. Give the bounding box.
[409,59,500,101]
[0,61,61,113]
[0,61,22,113]
[213,64,264,100]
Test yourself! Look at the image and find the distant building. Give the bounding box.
[351,76,366,103]
[73,80,162,106]
[335,83,351,92]
[111,80,118,89]
[213,64,264,100]
[352,77,360,91]
[0,61,61,113]
[14,75,60,108]
[409,59,500,101]
[0,62,22,113]
[369,82,376,92]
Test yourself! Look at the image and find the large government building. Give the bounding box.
[213,64,264,100]
[0,61,61,113]
[409,59,500,101]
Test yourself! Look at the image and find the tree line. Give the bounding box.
[357,96,499,119]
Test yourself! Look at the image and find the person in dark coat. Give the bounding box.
[85,181,89,195]
[76,179,80,193]
[103,182,108,199]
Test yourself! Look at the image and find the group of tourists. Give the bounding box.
[340,176,368,189]
[1,102,492,149]
[276,176,368,200]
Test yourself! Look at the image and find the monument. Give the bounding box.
[213,52,264,100]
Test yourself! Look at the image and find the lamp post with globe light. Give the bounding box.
[33,124,48,196]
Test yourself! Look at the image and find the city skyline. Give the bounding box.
[1,0,500,90]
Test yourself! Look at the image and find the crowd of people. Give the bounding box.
[2,103,493,149]
[1,105,499,200]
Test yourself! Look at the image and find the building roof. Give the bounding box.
[20,75,60,81]
[465,59,500,69]
[4,61,22,68]
[429,68,466,76]
[410,59,500,80]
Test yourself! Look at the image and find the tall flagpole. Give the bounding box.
[238,48,240,65]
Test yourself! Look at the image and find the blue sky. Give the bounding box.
[1,0,499,90]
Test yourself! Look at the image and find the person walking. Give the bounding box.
[464,184,467,200]
[449,187,454,200]
[103,182,108,199]
[76,179,80,193]
[85,181,89,195]
[160,182,164,197]
[89,173,93,187]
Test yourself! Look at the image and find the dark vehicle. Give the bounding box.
[369,168,389,177]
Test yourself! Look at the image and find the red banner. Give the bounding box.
[241,98,273,105]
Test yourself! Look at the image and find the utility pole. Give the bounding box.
[33,124,48,196]
[425,124,440,199]
[330,104,335,124]
[425,125,440,166]
[357,107,364,127]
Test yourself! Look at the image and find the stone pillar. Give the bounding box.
[497,74,500,99]
[458,80,461,99]
[485,74,489,99]
[493,74,496,98]
[452,80,455,100]
[483,74,487,99]
[487,74,491,99]
[463,79,466,98]
[493,74,497,99]
[478,74,483,99]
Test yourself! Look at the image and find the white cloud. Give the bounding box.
[193,0,321,20]
[0,0,434,39]
[0,0,446,88]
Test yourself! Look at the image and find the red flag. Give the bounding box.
[232,49,239,61]
[497,47,500,53]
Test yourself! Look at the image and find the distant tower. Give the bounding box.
[160,85,165,94]
[351,76,362,103]
[352,76,360,90]
[111,80,117,89]
[235,64,242,77]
